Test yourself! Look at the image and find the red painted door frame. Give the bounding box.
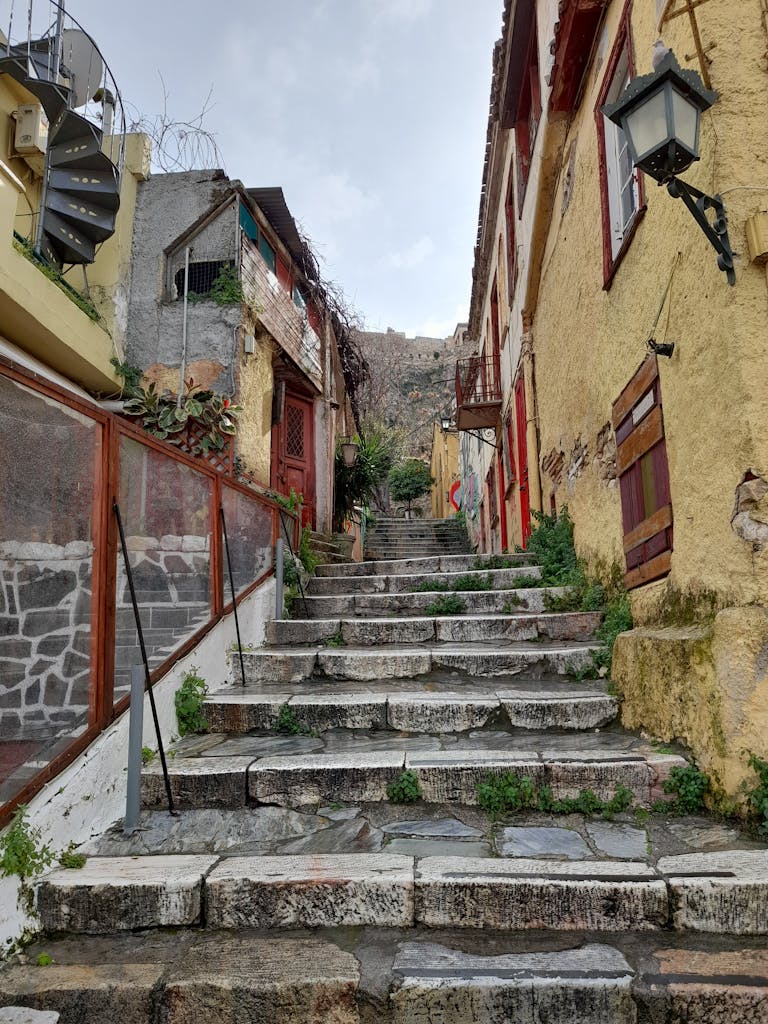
[271,390,316,527]
[497,450,508,551]
[514,376,531,546]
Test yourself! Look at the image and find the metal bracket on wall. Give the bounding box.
[658,0,714,89]
[666,177,735,285]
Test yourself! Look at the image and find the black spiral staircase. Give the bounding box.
[0,40,120,268]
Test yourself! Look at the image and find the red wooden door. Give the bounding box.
[514,376,531,546]
[497,451,508,551]
[272,392,315,527]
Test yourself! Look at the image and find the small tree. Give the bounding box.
[388,459,434,516]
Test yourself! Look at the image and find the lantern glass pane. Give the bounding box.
[671,88,698,151]
[625,88,668,159]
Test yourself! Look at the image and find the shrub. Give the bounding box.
[388,459,434,513]
[476,773,635,822]
[660,765,709,814]
[0,806,53,881]
[744,753,768,832]
[175,668,208,736]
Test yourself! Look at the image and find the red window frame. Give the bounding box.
[515,19,542,213]
[594,0,646,289]
[505,168,518,300]
[612,355,673,590]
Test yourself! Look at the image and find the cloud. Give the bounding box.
[386,235,436,270]
[404,302,470,339]
[368,0,434,23]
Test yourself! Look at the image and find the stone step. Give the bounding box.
[6,930,768,1024]
[204,682,619,733]
[296,586,566,618]
[141,742,672,810]
[237,641,598,683]
[308,565,542,596]
[364,547,472,560]
[34,850,768,936]
[265,612,602,647]
[315,552,536,577]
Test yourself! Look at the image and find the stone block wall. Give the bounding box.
[0,541,93,740]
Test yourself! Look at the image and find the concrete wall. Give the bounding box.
[125,170,240,396]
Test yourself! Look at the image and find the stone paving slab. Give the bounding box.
[315,553,535,577]
[414,857,668,931]
[658,850,768,934]
[387,693,500,733]
[308,565,542,597]
[0,1011,60,1024]
[392,941,636,1024]
[499,690,618,730]
[36,856,218,933]
[205,854,414,929]
[142,756,253,809]
[299,587,568,618]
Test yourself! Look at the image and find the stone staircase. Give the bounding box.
[365,515,471,560]
[4,551,768,1021]
[308,530,355,566]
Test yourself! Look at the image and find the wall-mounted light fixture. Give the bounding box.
[602,49,734,285]
[340,438,359,468]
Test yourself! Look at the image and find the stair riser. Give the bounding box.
[266,613,601,647]
[204,692,618,735]
[296,588,565,617]
[239,646,597,683]
[309,567,542,596]
[316,553,535,577]
[143,759,652,810]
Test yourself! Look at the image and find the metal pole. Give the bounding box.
[113,501,176,814]
[124,664,144,833]
[178,246,190,406]
[275,537,284,620]
[219,506,247,687]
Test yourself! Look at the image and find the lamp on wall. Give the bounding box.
[440,414,453,432]
[602,48,734,285]
[340,438,359,468]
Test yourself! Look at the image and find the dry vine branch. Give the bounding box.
[127,74,225,173]
[296,228,369,430]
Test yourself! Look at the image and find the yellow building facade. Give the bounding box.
[429,422,461,520]
[464,0,768,796]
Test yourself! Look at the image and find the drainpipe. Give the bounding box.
[521,314,543,516]
[177,246,190,406]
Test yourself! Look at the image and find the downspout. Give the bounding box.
[177,246,190,405]
[521,312,543,517]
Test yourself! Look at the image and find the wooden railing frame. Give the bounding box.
[0,354,298,825]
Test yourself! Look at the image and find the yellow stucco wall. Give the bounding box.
[430,423,460,519]
[530,0,768,794]
[236,327,275,486]
[535,0,768,609]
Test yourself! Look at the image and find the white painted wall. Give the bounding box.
[0,576,275,955]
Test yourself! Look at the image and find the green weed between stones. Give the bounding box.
[0,806,53,881]
[387,770,422,804]
[425,594,467,616]
[743,753,768,832]
[175,668,208,736]
[324,628,346,647]
[36,953,53,967]
[476,773,635,823]
[652,765,710,815]
[275,703,317,737]
[141,746,156,765]
[412,573,494,594]
[59,842,87,870]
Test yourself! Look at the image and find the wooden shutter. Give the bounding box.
[612,355,673,589]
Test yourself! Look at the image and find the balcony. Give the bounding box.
[455,356,502,431]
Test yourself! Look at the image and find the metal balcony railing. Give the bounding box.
[455,355,502,431]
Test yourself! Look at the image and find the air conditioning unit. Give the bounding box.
[12,104,48,157]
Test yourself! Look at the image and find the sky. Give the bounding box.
[52,1,502,337]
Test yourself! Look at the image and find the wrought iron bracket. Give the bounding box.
[665,177,735,285]
[464,428,499,450]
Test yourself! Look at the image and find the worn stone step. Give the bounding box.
[315,552,536,578]
[35,853,687,935]
[238,641,598,683]
[308,565,542,596]
[266,612,601,647]
[296,586,566,618]
[6,930,768,1024]
[391,940,636,1022]
[204,683,618,734]
[142,741,671,810]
